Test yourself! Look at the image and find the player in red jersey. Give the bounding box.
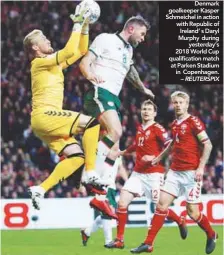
[131,91,217,254]
[106,99,187,249]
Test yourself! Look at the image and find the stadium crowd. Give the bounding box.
[1,1,223,199]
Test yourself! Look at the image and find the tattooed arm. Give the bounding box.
[126,65,154,99]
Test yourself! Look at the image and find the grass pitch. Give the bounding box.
[1,226,223,255]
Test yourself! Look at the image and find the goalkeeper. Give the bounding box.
[24,4,106,212]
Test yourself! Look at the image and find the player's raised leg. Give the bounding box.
[29,112,105,210]
[29,143,85,210]
[98,110,122,175]
[88,111,121,219]
[73,114,107,186]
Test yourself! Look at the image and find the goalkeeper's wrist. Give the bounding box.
[72,23,82,32]
[82,23,89,35]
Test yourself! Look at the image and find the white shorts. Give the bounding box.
[122,171,164,203]
[161,169,202,204]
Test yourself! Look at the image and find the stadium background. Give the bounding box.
[1,1,223,255]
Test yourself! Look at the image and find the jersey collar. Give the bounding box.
[115,32,130,48]
[141,121,155,130]
[176,114,191,125]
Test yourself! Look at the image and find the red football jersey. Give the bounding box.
[126,122,171,174]
[171,115,209,171]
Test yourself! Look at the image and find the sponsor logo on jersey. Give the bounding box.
[102,49,109,55]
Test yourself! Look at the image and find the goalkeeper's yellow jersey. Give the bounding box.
[31,57,64,110]
[30,32,88,112]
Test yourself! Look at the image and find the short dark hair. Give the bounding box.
[141,99,157,112]
[124,15,150,30]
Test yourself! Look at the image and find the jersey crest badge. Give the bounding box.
[145,130,151,139]
[181,123,187,134]
[108,101,114,107]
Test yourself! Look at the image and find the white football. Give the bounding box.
[81,0,101,24]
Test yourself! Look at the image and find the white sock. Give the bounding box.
[102,218,113,244]
[94,137,112,178]
[95,150,107,177]
[101,161,116,187]
[104,156,121,189]
[84,215,102,236]
[98,140,111,157]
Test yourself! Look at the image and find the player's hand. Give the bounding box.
[70,4,90,24]
[143,87,155,99]
[87,73,104,83]
[151,156,161,166]
[141,155,155,163]
[194,168,204,182]
[118,150,126,156]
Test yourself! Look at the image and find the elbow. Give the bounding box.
[79,59,85,73]
[79,56,89,71]
[80,47,88,56]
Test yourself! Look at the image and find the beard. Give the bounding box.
[128,35,139,48]
[42,46,54,54]
[48,47,54,54]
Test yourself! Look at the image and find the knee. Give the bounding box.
[108,127,122,141]
[156,200,169,212]
[61,144,83,157]
[85,117,99,129]
[118,199,128,209]
[187,207,200,221]
[78,115,100,130]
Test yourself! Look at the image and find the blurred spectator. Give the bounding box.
[1,1,223,198]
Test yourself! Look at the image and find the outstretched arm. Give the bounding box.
[61,33,89,69]
[36,8,89,68]
[126,65,154,99]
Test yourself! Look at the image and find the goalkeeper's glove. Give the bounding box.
[70,4,90,25]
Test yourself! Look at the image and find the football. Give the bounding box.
[81,0,101,24]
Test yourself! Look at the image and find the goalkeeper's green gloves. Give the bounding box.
[70,3,90,33]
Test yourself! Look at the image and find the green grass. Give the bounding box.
[1,226,223,255]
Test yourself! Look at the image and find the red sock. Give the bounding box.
[166,209,181,225]
[144,208,167,245]
[116,208,128,240]
[196,213,215,238]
